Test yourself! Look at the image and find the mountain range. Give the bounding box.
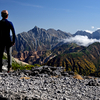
[12,26,100,76]
[13,27,100,53]
[73,29,100,39]
[13,26,100,52]
[13,26,72,52]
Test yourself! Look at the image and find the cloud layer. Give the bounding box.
[63,35,100,47]
[85,30,92,34]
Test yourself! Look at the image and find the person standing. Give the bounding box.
[0,10,15,73]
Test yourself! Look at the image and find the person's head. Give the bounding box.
[1,10,8,19]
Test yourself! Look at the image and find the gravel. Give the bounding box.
[0,65,100,100]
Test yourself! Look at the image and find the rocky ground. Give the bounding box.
[0,64,100,100]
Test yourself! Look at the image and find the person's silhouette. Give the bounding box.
[0,10,15,72]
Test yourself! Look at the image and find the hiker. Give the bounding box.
[0,10,15,72]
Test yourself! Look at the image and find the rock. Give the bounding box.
[83,76,93,79]
[61,72,69,77]
[67,71,75,75]
[86,79,100,86]
[73,74,84,80]
[49,66,57,71]
[20,77,30,80]
[52,70,61,76]
[32,71,40,76]
[0,96,8,100]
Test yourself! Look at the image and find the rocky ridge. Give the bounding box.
[13,26,72,52]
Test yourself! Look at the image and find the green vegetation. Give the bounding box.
[12,61,41,70]
[3,53,41,71]
[69,52,84,58]
[83,49,90,55]
[12,62,32,70]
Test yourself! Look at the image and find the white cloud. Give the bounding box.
[62,35,100,47]
[91,26,94,29]
[85,30,92,34]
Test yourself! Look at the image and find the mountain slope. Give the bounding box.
[25,43,84,65]
[86,42,100,69]
[44,42,100,76]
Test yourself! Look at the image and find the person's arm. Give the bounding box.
[10,22,15,46]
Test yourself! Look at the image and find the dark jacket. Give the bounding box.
[0,19,15,47]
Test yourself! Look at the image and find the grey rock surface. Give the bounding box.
[0,64,100,100]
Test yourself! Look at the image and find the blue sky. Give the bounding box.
[0,0,100,34]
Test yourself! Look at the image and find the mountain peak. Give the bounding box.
[31,26,40,32]
[34,26,38,29]
[33,26,40,30]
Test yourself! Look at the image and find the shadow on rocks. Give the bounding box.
[86,78,100,86]
[0,97,8,100]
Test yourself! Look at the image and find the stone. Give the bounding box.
[73,74,84,80]
[61,72,69,77]
[86,79,100,86]
[67,71,75,75]
[0,65,99,100]
[49,66,57,71]
[83,76,93,79]
[20,77,30,80]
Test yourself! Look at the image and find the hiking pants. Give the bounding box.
[0,45,12,71]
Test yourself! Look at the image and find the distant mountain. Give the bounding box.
[73,30,91,38]
[73,29,100,39]
[91,30,100,39]
[13,26,72,52]
[44,42,100,76]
